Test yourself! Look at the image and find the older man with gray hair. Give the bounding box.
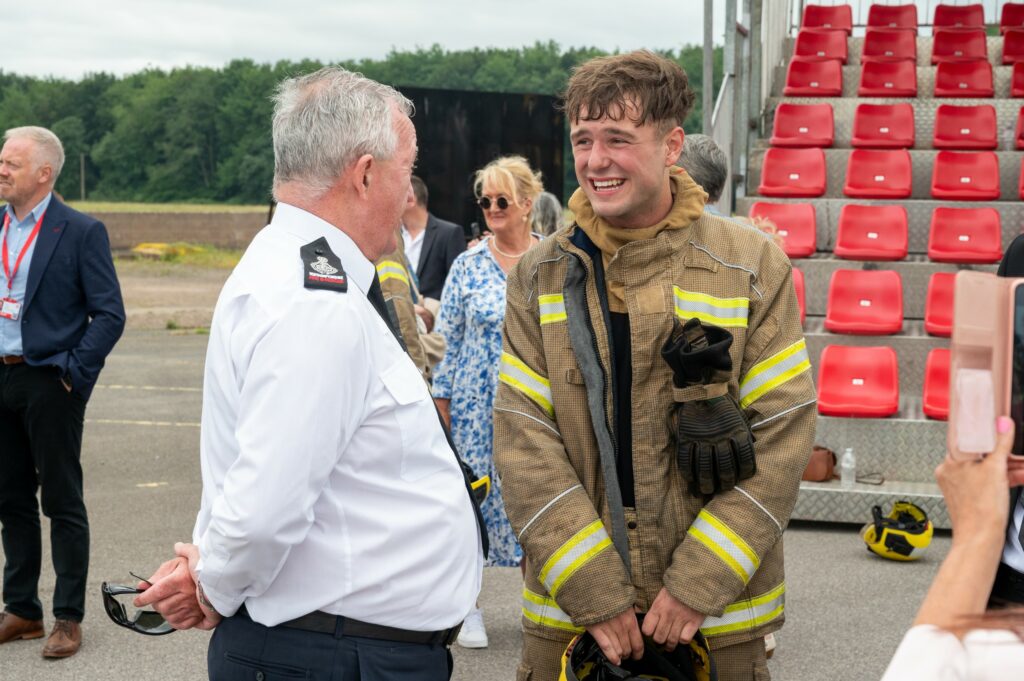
[137,67,485,681]
[676,133,729,206]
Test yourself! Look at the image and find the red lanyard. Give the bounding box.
[2,210,45,294]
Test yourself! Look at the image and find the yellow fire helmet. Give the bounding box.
[558,616,716,681]
[860,500,934,562]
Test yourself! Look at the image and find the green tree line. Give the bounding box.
[0,42,721,205]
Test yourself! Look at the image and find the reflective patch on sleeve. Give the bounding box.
[375,260,410,287]
[499,352,554,418]
[738,338,811,409]
[538,294,568,325]
[539,520,612,598]
[700,583,785,637]
[687,510,760,584]
[674,287,749,328]
[522,588,584,633]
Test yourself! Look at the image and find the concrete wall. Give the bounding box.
[95,212,269,251]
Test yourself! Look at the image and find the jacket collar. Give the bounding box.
[24,195,70,312]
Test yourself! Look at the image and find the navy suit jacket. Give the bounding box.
[19,197,125,400]
[416,213,466,300]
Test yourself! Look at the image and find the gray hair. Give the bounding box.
[676,133,728,203]
[271,66,413,198]
[531,192,563,236]
[4,126,65,182]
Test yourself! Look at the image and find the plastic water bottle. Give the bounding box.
[840,447,856,490]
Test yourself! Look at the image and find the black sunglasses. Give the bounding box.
[477,196,510,211]
[101,575,175,636]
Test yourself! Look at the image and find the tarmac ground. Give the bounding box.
[0,328,951,681]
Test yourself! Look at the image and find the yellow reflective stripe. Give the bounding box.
[375,261,409,286]
[674,287,749,328]
[498,352,554,418]
[539,520,612,597]
[739,339,812,409]
[538,294,567,325]
[700,583,785,637]
[521,588,584,633]
[688,510,760,583]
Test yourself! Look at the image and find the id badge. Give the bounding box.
[0,297,21,321]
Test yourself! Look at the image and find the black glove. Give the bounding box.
[673,394,757,496]
[661,318,733,388]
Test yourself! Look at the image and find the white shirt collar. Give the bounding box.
[270,202,376,296]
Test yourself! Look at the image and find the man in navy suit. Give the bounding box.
[0,127,125,658]
[401,176,465,302]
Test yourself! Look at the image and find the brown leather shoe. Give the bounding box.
[41,619,81,659]
[0,611,44,643]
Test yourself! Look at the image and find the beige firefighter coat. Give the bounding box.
[493,185,817,652]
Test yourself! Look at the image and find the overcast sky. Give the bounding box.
[6,1,732,80]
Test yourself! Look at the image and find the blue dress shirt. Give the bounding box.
[0,193,52,355]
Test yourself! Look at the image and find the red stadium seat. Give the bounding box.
[867,4,918,31]
[817,345,900,417]
[1015,63,1024,97]
[758,148,827,198]
[932,104,997,150]
[1004,29,1024,64]
[859,60,918,97]
[803,4,853,34]
[923,348,951,420]
[844,149,912,199]
[933,3,985,33]
[825,269,904,335]
[770,103,834,147]
[784,59,843,96]
[834,204,909,260]
[748,201,817,257]
[930,151,1000,200]
[1003,3,1024,33]
[934,61,994,97]
[928,206,1003,263]
[795,29,849,63]
[924,272,956,337]
[851,103,915,148]
[862,28,918,63]
[1016,108,1024,149]
[931,29,987,63]
[793,267,806,325]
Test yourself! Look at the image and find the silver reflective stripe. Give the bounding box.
[539,520,612,597]
[700,584,785,637]
[521,589,584,633]
[498,353,554,418]
[538,294,567,324]
[688,513,759,583]
[739,339,811,408]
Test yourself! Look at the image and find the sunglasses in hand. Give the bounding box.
[101,572,175,636]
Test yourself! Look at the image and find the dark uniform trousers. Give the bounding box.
[208,612,454,681]
[0,363,89,622]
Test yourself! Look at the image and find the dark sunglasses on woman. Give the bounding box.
[101,575,175,636]
[477,196,510,211]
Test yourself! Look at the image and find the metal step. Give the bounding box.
[793,479,949,529]
[735,197,1024,255]
[762,96,1024,151]
[747,148,1023,201]
[771,64,1017,99]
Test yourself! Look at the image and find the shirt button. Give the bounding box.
[255,672,265,681]
[627,520,638,530]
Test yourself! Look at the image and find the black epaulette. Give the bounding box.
[300,237,347,292]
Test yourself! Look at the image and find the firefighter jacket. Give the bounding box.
[493,183,817,651]
[374,245,445,383]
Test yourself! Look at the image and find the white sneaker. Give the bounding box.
[457,607,488,649]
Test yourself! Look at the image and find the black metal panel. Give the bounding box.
[397,86,564,238]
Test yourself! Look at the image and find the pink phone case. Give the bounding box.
[947,272,1024,461]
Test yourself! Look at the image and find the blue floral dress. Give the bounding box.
[433,238,524,567]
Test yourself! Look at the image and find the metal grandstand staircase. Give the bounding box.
[733,2,1024,529]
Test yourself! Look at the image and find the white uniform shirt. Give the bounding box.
[1002,495,1024,572]
[193,203,482,630]
[401,224,425,274]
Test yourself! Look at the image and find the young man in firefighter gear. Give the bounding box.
[493,51,816,681]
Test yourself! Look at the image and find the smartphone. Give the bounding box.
[1013,281,1024,456]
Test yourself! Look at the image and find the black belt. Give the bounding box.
[991,562,1024,605]
[237,605,461,646]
